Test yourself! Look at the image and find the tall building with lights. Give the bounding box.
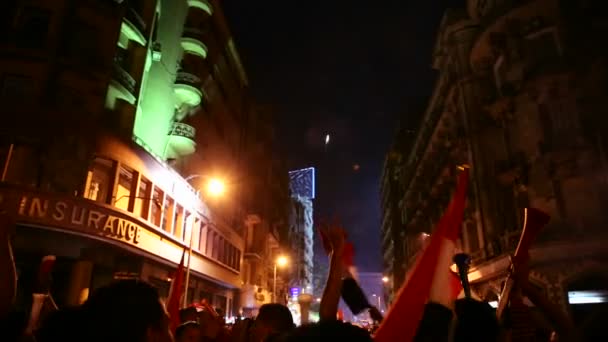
[0,0,272,316]
[287,167,315,324]
[381,0,608,335]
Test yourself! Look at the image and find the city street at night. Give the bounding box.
[1,0,607,341]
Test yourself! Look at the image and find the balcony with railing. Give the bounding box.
[106,48,137,109]
[165,122,196,159]
[181,27,209,59]
[187,0,213,16]
[120,5,147,47]
[174,71,203,108]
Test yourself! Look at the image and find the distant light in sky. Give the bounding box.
[325,134,330,145]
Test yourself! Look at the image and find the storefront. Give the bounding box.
[2,183,242,315]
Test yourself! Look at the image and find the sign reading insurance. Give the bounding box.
[12,193,142,244]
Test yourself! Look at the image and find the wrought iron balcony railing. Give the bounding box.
[168,122,196,140]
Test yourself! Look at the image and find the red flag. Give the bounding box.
[375,168,469,342]
[449,270,464,299]
[167,249,186,332]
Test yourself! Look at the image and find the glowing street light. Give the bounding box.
[206,178,226,197]
[273,255,289,303]
[382,276,389,283]
[276,255,289,268]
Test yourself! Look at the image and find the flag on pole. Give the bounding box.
[167,249,186,332]
[25,255,56,335]
[374,168,469,342]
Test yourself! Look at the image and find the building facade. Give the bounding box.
[288,167,315,293]
[381,0,608,336]
[0,0,275,316]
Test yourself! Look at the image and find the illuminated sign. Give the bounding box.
[290,287,300,299]
[1,190,143,245]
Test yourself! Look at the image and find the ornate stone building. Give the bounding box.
[381,0,608,336]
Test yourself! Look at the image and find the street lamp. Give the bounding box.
[206,178,225,197]
[273,255,289,303]
[184,174,226,198]
[382,276,389,284]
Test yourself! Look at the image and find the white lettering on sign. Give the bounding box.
[17,195,141,244]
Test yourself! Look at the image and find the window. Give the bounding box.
[191,215,200,246]
[135,177,151,219]
[15,6,51,48]
[86,158,114,204]
[162,197,174,233]
[235,250,241,271]
[172,204,183,237]
[151,187,163,226]
[199,224,208,253]
[114,165,135,211]
[206,229,213,256]
[211,233,221,260]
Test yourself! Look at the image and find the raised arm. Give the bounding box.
[319,225,345,321]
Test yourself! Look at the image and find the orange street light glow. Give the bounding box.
[207,178,225,197]
[276,255,289,267]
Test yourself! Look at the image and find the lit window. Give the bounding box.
[162,197,174,233]
[86,158,114,203]
[150,187,163,226]
[173,204,184,238]
[114,165,135,211]
[135,177,151,219]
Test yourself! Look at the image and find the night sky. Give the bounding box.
[223,0,464,272]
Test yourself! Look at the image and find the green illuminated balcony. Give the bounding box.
[107,49,136,108]
[187,0,213,15]
[181,28,208,59]
[120,7,147,47]
[166,122,196,158]
[174,72,202,107]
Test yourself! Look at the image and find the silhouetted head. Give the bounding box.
[81,280,172,342]
[0,310,28,342]
[179,307,198,323]
[175,321,200,342]
[37,306,84,342]
[453,298,500,342]
[252,304,294,341]
[282,320,372,341]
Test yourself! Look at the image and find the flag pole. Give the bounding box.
[183,221,194,308]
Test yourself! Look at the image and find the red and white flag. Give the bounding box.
[375,168,469,342]
[167,249,186,332]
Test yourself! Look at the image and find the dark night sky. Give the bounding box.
[223,0,464,271]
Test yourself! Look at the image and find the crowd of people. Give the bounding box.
[0,209,579,341]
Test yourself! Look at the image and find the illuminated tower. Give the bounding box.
[287,167,315,324]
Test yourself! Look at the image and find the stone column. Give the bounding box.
[298,293,313,325]
[66,260,93,306]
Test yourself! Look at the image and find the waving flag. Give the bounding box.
[375,168,469,342]
[167,249,186,332]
